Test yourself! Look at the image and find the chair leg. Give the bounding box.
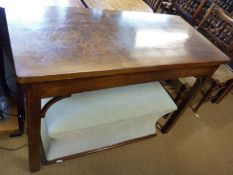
[80,0,89,8]
[192,81,218,112]
[153,0,163,13]
[167,3,174,14]
[174,84,188,104]
[211,80,233,104]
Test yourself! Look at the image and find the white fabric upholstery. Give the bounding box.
[41,116,157,161]
[212,64,233,84]
[41,82,177,161]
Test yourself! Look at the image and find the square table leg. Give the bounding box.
[160,72,215,133]
[25,87,42,172]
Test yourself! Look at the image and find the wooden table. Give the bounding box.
[2,6,229,172]
[80,0,153,12]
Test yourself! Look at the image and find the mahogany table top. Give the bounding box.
[5,6,230,83]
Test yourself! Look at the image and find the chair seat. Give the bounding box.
[41,82,177,161]
[212,64,233,84]
[179,77,196,87]
[179,64,233,87]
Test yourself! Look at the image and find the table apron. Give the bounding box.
[23,65,217,98]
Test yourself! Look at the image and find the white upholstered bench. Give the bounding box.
[41,82,177,161]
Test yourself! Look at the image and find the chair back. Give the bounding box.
[212,0,233,15]
[197,4,233,57]
[171,0,207,24]
[196,0,232,27]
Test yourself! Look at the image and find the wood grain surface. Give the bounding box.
[5,6,230,84]
[81,0,153,12]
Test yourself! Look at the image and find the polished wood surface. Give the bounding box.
[5,7,229,84]
[1,0,84,8]
[81,0,153,12]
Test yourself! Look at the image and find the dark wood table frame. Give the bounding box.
[24,65,217,172]
[1,6,230,172]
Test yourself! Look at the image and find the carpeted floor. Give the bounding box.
[0,92,232,175]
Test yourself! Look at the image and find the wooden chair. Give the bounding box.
[157,0,174,14]
[211,0,233,15]
[195,0,233,26]
[198,4,233,54]
[176,4,233,112]
[158,0,208,25]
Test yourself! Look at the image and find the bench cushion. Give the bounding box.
[41,82,177,161]
[41,115,159,161]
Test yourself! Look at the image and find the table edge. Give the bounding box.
[16,60,230,84]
